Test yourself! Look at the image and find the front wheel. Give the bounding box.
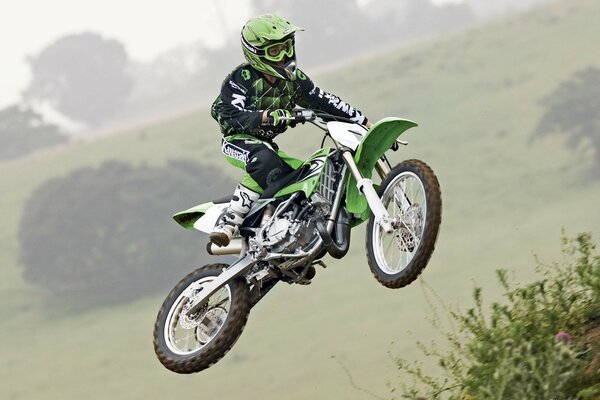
[366,159,442,288]
[153,264,251,373]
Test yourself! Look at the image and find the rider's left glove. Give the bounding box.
[267,109,292,126]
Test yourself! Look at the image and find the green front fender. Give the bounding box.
[345,118,418,223]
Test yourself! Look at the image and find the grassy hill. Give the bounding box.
[2,0,600,399]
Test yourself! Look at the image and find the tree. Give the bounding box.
[24,32,133,126]
[534,67,600,177]
[18,160,236,308]
[0,104,65,160]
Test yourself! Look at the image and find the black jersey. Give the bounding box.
[211,63,367,140]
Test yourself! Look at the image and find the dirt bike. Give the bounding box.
[153,109,442,373]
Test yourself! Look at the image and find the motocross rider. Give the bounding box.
[210,14,372,247]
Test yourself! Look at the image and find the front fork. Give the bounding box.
[341,151,394,233]
[375,158,391,178]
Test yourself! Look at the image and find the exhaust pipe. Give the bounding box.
[316,208,351,259]
[206,238,243,255]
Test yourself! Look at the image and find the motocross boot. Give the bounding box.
[209,184,260,247]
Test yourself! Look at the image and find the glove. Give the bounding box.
[266,109,292,126]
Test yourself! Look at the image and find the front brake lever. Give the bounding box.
[391,140,408,151]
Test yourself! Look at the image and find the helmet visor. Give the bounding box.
[264,38,294,62]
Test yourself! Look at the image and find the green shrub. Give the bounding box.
[393,233,600,399]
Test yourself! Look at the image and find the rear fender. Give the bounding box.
[173,202,225,232]
[174,199,277,233]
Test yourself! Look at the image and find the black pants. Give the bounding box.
[221,137,297,193]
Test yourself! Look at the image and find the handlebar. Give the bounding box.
[281,109,362,126]
[282,109,408,151]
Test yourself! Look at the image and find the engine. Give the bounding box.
[260,209,320,255]
[251,158,340,262]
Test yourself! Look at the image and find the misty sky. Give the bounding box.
[0,0,254,108]
[0,0,504,109]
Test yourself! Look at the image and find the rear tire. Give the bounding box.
[366,159,441,288]
[153,264,250,373]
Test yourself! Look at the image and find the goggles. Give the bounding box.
[263,38,294,62]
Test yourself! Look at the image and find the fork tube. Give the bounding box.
[341,151,394,233]
[326,165,348,232]
[375,159,391,179]
[341,151,363,181]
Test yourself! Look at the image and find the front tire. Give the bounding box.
[153,264,250,373]
[366,159,442,288]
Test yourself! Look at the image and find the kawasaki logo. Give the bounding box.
[242,37,260,54]
[222,142,249,163]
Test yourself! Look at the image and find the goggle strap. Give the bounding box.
[241,35,266,57]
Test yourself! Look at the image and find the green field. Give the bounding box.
[2,1,600,398]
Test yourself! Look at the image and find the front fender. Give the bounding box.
[345,118,418,222]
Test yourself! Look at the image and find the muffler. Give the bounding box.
[206,238,243,255]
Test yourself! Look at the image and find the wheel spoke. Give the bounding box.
[210,296,229,309]
[208,288,229,309]
[183,331,192,351]
[395,249,405,272]
[399,220,418,244]
[384,233,395,254]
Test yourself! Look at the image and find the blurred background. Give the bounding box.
[1,0,548,134]
[1,0,598,398]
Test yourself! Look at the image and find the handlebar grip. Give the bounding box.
[290,109,315,122]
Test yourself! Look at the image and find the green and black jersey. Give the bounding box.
[211,63,368,140]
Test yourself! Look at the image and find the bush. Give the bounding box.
[18,160,236,308]
[393,233,600,399]
[0,104,66,161]
[534,67,600,177]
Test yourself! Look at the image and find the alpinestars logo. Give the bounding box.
[222,142,250,163]
[239,192,253,209]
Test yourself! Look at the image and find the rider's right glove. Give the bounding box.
[266,109,292,126]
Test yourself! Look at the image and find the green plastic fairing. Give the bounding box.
[275,147,330,198]
[173,149,329,230]
[345,118,418,223]
[173,202,214,229]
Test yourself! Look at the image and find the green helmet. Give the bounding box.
[241,14,303,81]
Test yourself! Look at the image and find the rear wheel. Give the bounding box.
[153,264,250,373]
[366,159,441,288]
